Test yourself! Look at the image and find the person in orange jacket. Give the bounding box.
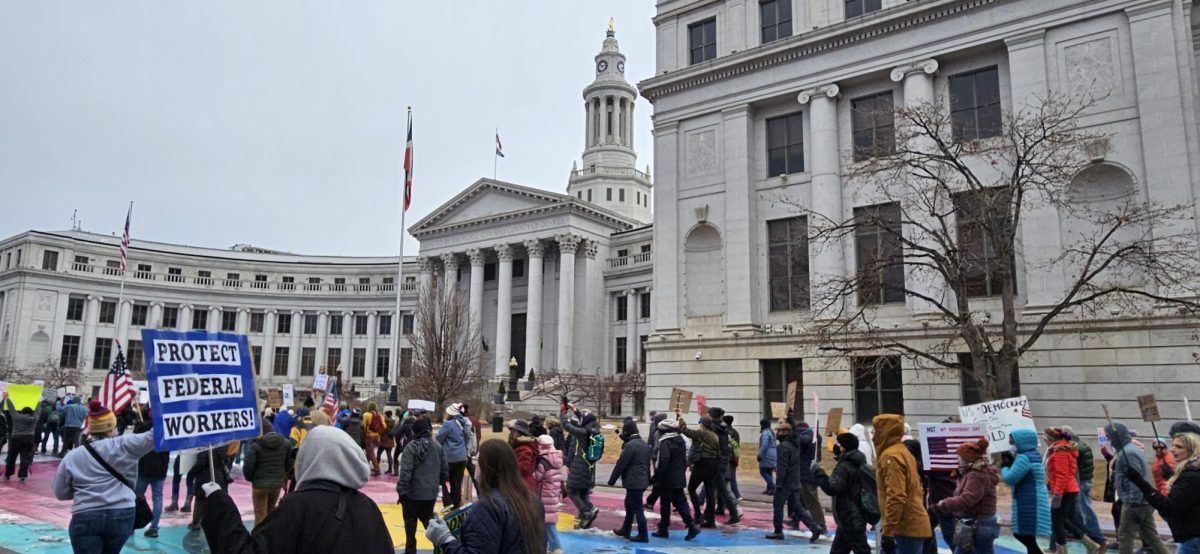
[872,414,932,554]
[1044,427,1102,554]
[1150,440,1177,496]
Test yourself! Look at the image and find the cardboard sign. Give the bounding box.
[312,374,329,392]
[433,503,475,554]
[786,381,799,412]
[1137,394,1161,422]
[696,394,707,416]
[771,402,788,419]
[958,396,1036,454]
[142,329,262,452]
[267,389,283,410]
[41,388,58,402]
[825,408,844,437]
[918,422,987,471]
[6,384,43,410]
[407,399,435,412]
[670,388,693,414]
[282,384,295,407]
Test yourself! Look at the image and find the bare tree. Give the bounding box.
[37,354,86,391]
[400,282,485,419]
[0,356,28,383]
[784,96,1200,401]
[532,368,646,418]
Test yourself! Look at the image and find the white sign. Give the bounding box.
[283,384,295,407]
[66,385,77,395]
[33,380,44,386]
[407,399,435,412]
[312,374,329,392]
[918,423,987,471]
[958,396,1036,454]
[0,381,7,396]
[133,380,150,404]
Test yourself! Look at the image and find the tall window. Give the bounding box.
[949,67,1001,141]
[958,353,1021,406]
[376,348,390,379]
[192,309,208,331]
[99,301,117,324]
[762,359,803,418]
[400,348,414,378]
[616,295,628,321]
[131,304,149,327]
[127,340,144,373]
[378,314,392,336]
[249,312,265,333]
[767,217,810,311]
[303,314,318,335]
[401,314,414,335]
[326,347,342,374]
[354,315,368,336]
[512,259,525,278]
[845,0,882,18]
[954,189,1013,298]
[759,0,792,43]
[66,298,84,321]
[93,338,113,370]
[273,347,289,376]
[61,335,81,368]
[640,291,651,319]
[853,356,904,423]
[688,18,717,64]
[42,250,59,271]
[852,92,896,161]
[766,113,804,177]
[221,310,237,332]
[615,337,628,373]
[277,313,292,334]
[606,188,613,201]
[162,306,179,328]
[352,348,367,378]
[252,346,262,371]
[301,347,316,377]
[855,203,905,305]
[330,314,344,335]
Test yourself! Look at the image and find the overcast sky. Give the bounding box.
[0,2,657,256]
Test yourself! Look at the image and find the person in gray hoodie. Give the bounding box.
[1105,421,1169,554]
[3,394,40,481]
[397,417,447,554]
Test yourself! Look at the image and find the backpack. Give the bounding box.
[728,434,741,467]
[49,408,61,426]
[584,433,604,464]
[368,411,384,434]
[859,463,881,524]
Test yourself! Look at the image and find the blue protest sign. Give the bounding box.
[141,329,261,452]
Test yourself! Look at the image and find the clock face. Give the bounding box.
[617,61,625,74]
[597,60,608,73]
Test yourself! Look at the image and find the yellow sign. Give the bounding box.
[6,384,44,410]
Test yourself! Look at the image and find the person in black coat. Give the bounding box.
[134,415,170,538]
[650,419,700,541]
[706,407,742,524]
[199,426,393,554]
[562,410,601,528]
[1124,432,1200,550]
[814,432,871,554]
[188,440,233,530]
[607,420,652,543]
[767,423,823,541]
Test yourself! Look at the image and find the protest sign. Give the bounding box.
[771,402,788,419]
[142,329,261,453]
[41,388,58,402]
[1137,394,1161,422]
[919,422,987,471]
[0,381,6,397]
[6,384,43,410]
[408,399,435,412]
[696,395,707,416]
[33,380,44,386]
[312,374,329,392]
[670,388,693,413]
[434,503,475,554]
[66,385,76,395]
[283,384,295,407]
[958,396,1036,454]
[786,381,799,413]
[267,389,283,410]
[1097,427,1108,446]
[133,380,150,404]
[825,407,844,437]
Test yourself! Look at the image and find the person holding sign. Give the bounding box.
[1123,431,1200,554]
[1103,421,1170,554]
[3,392,40,482]
[933,438,1000,554]
[872,414,933,554]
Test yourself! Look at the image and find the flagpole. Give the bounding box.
[493,127,498,180]
[116,202,133,319]
[391,108,411,395]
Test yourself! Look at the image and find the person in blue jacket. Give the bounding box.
[437,402,474,509]
[1001,428,1052,554]
[759,418,778,495]
[57,397,88,456]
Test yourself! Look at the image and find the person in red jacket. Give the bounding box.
[1150,440,1177,496]
[1045,427,1102,554]
[508,419,539,491]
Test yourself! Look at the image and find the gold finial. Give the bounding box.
[608,17,614,33]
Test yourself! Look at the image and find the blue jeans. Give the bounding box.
[895,536,926,554]
[760,466,776,492]
[953,516,1000,554]
[1075,480,1104,541]
[546,522,561,551]
[1176,537,1200,554]
[135,477,165,530]
[68,507,135,554]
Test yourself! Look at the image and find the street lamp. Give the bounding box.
[506,356,521,401]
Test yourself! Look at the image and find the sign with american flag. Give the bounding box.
[99,340,136,415]
[918,423,987,471]
[958,395,1037,454]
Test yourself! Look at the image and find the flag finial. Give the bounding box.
[608,17,615,35]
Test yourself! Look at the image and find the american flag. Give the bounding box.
[321,378,338,418]
[926,432,987,471]
[495,130,504,158]
[403,109,413,212]
[118,203,132,272]
[100,340,136,415]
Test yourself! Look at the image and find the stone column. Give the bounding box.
[555,234,580,370]
[288,310,302,381]
[467,248,486,340]
[652,121,681,335]
[340,311,354,379]
[625,289,638,371]
[178,304,193,331]
[208,306,221,333]
[261,310,276,380]
[441,253,459,293]
[417,256,434,294]
[581,240,599,369]
[722,104,759,330]
[365,311,378,380]
[81,295,100,369]
[115,300,132,348]
[236,307,250,335]
[494,244,514,379]
[798,84,845,319]
[585,100,593,147]
[315,311,329,373]
[149,302,163,330]
[523,239,544,372]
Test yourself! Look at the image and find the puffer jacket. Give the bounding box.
[512,435,539,491]
[436,415,472,463]
[1129,457,1200,543]
[936,460,999,518]
[654,432,688,490]
[534,447,564,524]
[397,436,448,502]
[3,400,38,437]
[1075,438,1095,483]
[441,490,543,554]
[1001,428,1052,536]
[339,413,365,447]
[776,432,802,491]
[759,429,778,469]
[873,414,932,539]
[1105,421,1150,504]
[563,418,601,490]
[1151,450,1177,496]
[1045,439,1081,495]
[815,448,868,531]
[608,433,651,490]
[244,432,292,489]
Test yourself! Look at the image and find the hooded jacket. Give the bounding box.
[244,430,292,489]
[608,423,651,490]
[759,428,778,469]
[201,426,392,554]
[1129,456,1200,543]
[53,431,156,513]
[441,490,544,554]
[936,460,999,519]
[1104,421,1150,505]
[437,415,473,464]
[273,410,295,443]
[511,434,539,491]
[776,431,803,491]
[815,448,868,531]
[872,414,932,539]
[647,413,668,450]
[1151,449,1177,496]
[1045,439,1080,495]
[562,416,601,490]
[796,424,818,484]
[654,430,688,490]
[397,422,448,502]
[850,423,876,466]
[1001,428,1052,536]
[534,438,564,524]
[60,399,87,428]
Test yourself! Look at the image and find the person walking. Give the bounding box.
[1044,427,1102,554]
[563,410,601,528]
[362,402,383,477]
[52,400,155,553]
[873,414,933,554]
[1124,431,1200,554]
[796,420,825,529]
[759,418,778,495]
[199,425,393,553]
[424,439,546,554]
[678,412,723,528]
[508,419,539,491]
[3,393,39,482]
[1104,421,1170,554]
[397,417,447,554]
[38,397,60,455]
[58,397,87,456]
[643,411,669,510]
[132,409,168,538]
[534,434,565,554]
[0,406,8,458]
[706,407,742,523]
[1001,428,1053,554]
[378,410,396,475]
[765,422,823,541]
[723,414,743,501]
[607,419,651,543]
[545,415,565,453]
[1061,426,1106,549]
[1149,440,1176,496]
[934,438,1000,554]
[243,418,291,525]
[438,403,475,509]
[649,418,700,541]
[813,432,872,554]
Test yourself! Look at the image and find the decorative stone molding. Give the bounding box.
[318,310,329,317]
[556,234,582,254]
[624,289,637,297]
[583,240,599,259]
[523,239,545,258]
[238,306,251,313]
[440,252,459,269]
[416,256,433,273]
[466,248,485,267]
[889,59,939,82]
[495,243,514,262]
[797,83,840,104]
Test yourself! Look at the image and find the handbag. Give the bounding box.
[952,518,978,553]
[83,442,153,529]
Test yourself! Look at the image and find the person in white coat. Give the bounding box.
[849,423,875,466]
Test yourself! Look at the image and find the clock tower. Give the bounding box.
[567,22,652,224]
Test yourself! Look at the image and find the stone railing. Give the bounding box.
[51,265,420,296]
[571,165,651,180]
[607,251,653,270]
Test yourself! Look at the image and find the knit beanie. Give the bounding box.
[658,419,680,431]
[707,407,725,419]
[366,401,377,413]
[1044,427,1066,441]
[262,417,275,434]
[836,432,859,451]
[88,400,116,435]
[956,438,990,463]
[581,412,597,427]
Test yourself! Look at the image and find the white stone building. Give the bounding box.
[638,0,1200,437]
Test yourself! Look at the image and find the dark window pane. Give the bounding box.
[949,74,975,112]
[975,68,1000,105]
[977,104,1002,138]
[846,0,863,18]
[767,148,787,177]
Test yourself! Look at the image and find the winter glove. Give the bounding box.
[425,516,456,547]
[881,535,897,554]
[1161,464,1174,480]
[1051,494,1062,509]
[201,482,222,498]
